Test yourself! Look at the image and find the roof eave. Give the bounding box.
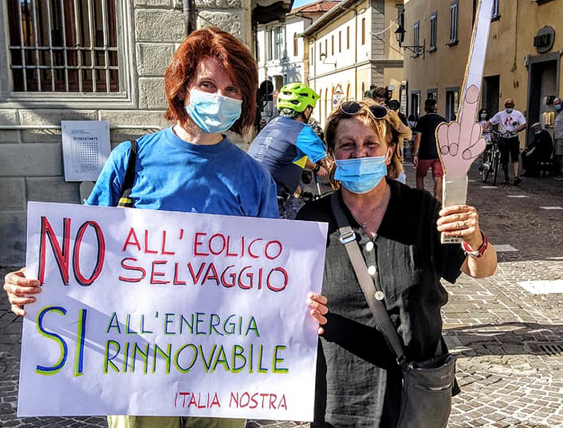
[301,0,361,37]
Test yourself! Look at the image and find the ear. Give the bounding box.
[385,145,396,165]
[178,86,189,105]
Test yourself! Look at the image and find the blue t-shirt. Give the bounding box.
[87,127,279,219]
[295,125,327,165]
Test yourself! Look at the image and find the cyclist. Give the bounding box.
[248,82,331,218]
[484,98,527,185]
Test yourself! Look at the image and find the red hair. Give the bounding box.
[164,27,258,135]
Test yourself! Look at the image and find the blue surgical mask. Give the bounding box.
[185,89,242,134]
[334,155,388,194]
[555,104,562,111]
[505,108,513,114]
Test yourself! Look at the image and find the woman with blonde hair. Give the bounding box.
[305,99,497,427]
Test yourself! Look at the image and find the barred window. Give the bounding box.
[7,0,119,93]
[492,0,500,19]
[449,1,458,44]
[413,21,420,57]
[274,27,283,60]
[429,12,437,51]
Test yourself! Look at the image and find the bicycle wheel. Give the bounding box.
[492,151,500,186]
[481,151,491,183]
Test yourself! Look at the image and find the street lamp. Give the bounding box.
[395,22,426,59]
[319,52,337,66]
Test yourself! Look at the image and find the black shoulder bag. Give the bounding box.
[330,192,456,428]
[117,140,138,208]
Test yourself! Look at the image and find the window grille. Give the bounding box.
[413,21,420,57]
[446,88,459,121]
[449,2,458,44]
[274,27,283,60]
[7,0,120,93]
[429,12,437,51]
[492,0,500,19]
[267,29,273,60]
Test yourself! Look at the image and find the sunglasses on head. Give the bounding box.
[339,101,388,120]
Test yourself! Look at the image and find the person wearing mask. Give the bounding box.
[521,122,553,177]
[3,27,277,428]
[484,98,527,185]
[303,99,497,427]
[248,82,331,218]
[553,97,563,178]
[413,98,447,199]
[478,108,492,144]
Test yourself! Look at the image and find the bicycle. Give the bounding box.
[480,130,515,185]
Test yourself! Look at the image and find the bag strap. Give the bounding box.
[117,140,138,208]
[330,192,406,365]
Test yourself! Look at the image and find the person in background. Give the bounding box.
[413,98,447,199]
[477,108,492,173]
[248,82,331,219]
[303,99,497,427]
[478,108,492,144]
[484,98,527,185]
[553,97,563,178]
[370,86,388,105]
[407,114,417,130]
[522,122,553,177]
[3,27,277,428]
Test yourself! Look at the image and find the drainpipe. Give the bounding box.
[184,0,196,35]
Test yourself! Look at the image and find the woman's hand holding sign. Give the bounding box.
[437,85,487,175]
[307,292,328,335]
[3,267,41,316]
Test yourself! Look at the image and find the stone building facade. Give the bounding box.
[403,0,563,143]
[0,0,290,265]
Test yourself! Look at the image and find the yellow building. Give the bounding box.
[403,0,563,145]
[302,0,405,127]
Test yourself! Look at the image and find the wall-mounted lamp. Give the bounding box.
[395,23,426,59]
[319,52,337,66]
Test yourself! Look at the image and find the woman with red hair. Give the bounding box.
[3,27,276,428]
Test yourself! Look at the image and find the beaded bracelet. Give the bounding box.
[461,231,489,258]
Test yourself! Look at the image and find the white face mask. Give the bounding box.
[505,108,513,114]
[480,113,487,119]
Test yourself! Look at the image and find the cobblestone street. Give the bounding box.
[1,164,562,428]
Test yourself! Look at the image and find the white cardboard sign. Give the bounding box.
[61,121,111,182]
[436,0,494,243]
[18,202,328,421]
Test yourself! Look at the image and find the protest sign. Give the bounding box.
[18,202,328,421]
[436,0,494,243]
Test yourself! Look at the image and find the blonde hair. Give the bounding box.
[325,99,412,184]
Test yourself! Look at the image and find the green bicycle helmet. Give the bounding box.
[277,83,320,112]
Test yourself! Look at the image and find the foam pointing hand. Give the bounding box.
[436,85,487,176]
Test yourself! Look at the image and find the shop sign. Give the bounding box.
[534,26,555,54]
